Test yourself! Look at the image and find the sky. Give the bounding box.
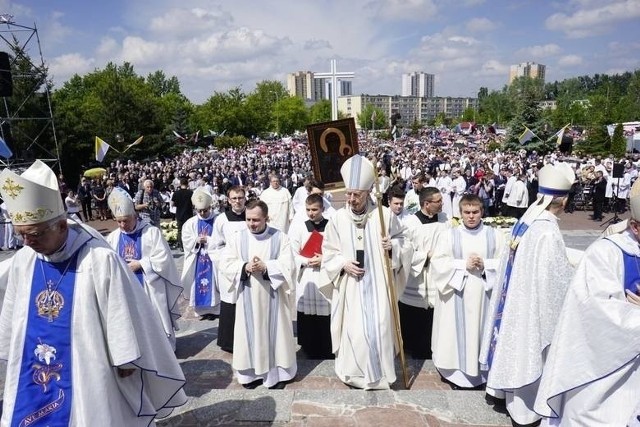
[2,0,640,104]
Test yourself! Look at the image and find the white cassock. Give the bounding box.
[402,212,449,310]
[451,176,467,218]
[107,220,183,351]
[430,223,505,388]
[291,186,308,215]
[0,222,186,426]
[436,176,453,218]
[288,219,330,316]
[320,204,412,389]
[219,226,297,387]
[404,189,420,215]
[479,210,575,425]
[534,229,640,426]
[259,186,294,233]
[180,212,220,316]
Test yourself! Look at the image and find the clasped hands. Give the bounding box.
[246,256,267,275]
[466,253,484,273]
[307,254,322,268]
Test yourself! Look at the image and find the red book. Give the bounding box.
[300,230,323,258]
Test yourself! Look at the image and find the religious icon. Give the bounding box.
[307,118,359,189]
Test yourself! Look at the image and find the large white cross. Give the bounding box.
[314,59,355,121]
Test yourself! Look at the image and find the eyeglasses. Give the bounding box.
[427,199,443,204]
[15,223,58,241]
[196,208,211,214]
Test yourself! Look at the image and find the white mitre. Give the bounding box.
[108,186,135,218]
[0,159,65,225]
[340,154,375,191]
[191,187,213,210]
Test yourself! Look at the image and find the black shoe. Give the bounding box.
[241,379,263,389]
[199,314,218,321]
[269,381,288,389]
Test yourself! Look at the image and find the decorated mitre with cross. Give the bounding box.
[108,186,135,218]
[191,187,213,210]
[0,160,65,225]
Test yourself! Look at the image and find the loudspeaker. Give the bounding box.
[612,163,625,179]
[0,52,13,97]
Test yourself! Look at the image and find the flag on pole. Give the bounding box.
[122,135,143,153]
[95,136,110,162]
[550,124,570,145]
[518,127,536,145]
[0,136,12,158]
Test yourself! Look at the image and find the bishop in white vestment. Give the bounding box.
[107,188,183,351]
[479,163,576,425]
[180,188,220,318]
[320,155,411,390]
[0,161,186,426]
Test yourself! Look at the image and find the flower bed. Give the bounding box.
[160,220,178,243]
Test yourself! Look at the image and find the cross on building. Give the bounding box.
[314,59,354,121]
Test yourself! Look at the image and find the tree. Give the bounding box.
[357,104,387,130]
[275,96,309,135]
[504,77,551,152]
[611,123,627,158]
[309,99,332,124]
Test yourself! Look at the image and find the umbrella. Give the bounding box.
[83,167,107,179]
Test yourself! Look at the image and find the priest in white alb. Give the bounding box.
[259,173,294,233]
[219,199,297,389]
[430,194,505,388]
[479,163,576,426]
[107,187,183,351]
[320,154,411,389]
[0,160,186,426]
[534,179,640,426]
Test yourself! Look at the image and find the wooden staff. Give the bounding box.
[373,166,410,389]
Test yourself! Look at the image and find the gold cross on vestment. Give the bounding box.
[2,178,24,199]
[357,235,363,240]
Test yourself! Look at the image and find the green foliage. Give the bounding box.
[309,100,332,124]
[611,123,627,157]
[357,104,387,130]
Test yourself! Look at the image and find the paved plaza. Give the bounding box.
[0,206,626,426]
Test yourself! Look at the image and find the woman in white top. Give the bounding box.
[65,189,83,222]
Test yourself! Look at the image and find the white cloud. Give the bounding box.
[466,17,496,33]
[48,53,94,81]
[366,0,439,22]
[303,39,332,50]
[475,59,509,76]
[516,44,562,58]
[546,0,640,38]
[557,54,583,67]
[149,7,233,38]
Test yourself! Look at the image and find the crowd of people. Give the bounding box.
[0,127,638,426]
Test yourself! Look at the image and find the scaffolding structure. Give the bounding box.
[0,15,60,171]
